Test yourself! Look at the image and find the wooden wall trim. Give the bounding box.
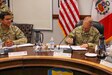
[53,14,59,19]
[53,14,91,20]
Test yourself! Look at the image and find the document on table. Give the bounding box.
[100,60,112,68]
[3,43,34,49]
[56,45,87,50]
[100,56,112,68]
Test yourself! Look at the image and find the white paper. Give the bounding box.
[71,46,87,50]
[3,43,34,49]
[53,52,71,57]
[8,51,27,57]
[100,60,112,68]
[56,45,87,50]
[3,45,17,49]
[17,43,34,47]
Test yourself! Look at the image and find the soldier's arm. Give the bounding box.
[13,26,27,45]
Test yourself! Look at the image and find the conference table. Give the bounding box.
[0,45,112,75]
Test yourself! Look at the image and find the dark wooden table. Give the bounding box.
[0,46,112,75]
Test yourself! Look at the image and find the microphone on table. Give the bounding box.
[66,36,76,53]
[57,27,76,52]
[58,35,67,50]
[58,35,75,53]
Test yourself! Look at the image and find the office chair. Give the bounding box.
[48,68,73,75]
[75,20,104,35]
[13,23,33,43]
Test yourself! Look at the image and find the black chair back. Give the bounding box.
[13,23,33,43]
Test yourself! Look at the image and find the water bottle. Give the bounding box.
[0,38,4,54]
[0,38,2,48]
[49,37,55,50]
[97,35,106,59]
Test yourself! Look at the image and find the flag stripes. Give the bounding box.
[58,0,80,36]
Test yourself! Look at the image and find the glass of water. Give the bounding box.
[0,43,4,54]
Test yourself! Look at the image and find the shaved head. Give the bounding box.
[82,17,93,32]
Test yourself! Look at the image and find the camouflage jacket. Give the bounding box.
[67,26,100,48]
[0,4,10,12]
[0,24,27,45]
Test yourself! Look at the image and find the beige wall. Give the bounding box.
[42,20,64,44]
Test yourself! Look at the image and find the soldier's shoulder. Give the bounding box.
[92,26,99,32]
[75,26,82,31]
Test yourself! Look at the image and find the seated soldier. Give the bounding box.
[0,12,27,47]
[65,17,100,49]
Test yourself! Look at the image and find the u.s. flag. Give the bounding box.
[58,0,80,36]
[91,0,112,41]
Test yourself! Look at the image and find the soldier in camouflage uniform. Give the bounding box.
[0,12,27,47]
[0,0,11,13]
[65,17,100,49]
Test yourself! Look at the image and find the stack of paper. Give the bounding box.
[56,45,87,50]
[100,56,112,68]
[3,43,34,49]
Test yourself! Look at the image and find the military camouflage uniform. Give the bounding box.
[0,24,27,45]
[67,26,100,48]
[0,3,13,18]
[0,4,10,13]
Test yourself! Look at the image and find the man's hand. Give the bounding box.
[65,37,73,44]
[4,39,14,47]
[80,44,88,48]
